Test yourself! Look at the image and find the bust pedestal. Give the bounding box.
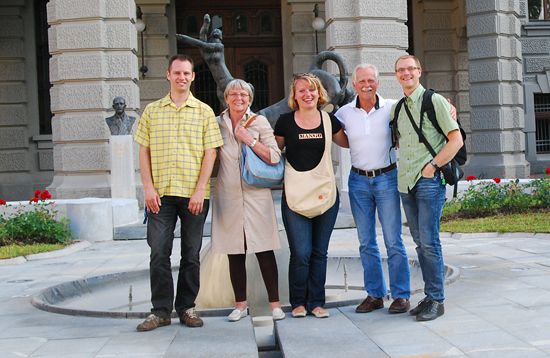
[110,135,136,199]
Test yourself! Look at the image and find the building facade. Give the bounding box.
[0,0,548,201]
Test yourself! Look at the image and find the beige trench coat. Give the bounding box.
[211,109,281,254]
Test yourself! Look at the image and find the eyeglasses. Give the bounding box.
[228,93,249,98]
[395,66,420,74]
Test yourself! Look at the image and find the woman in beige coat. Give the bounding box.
[211,79,285,322]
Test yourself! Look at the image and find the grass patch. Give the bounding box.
[0,243,68,259]
[441,211,550,233]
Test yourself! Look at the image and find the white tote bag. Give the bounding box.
[284,111,336,218]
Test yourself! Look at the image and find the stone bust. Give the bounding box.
[105,97,136,136]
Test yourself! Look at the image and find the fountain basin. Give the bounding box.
[32,256,459,318]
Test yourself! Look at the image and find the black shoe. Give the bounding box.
[409,297,430,316]
[416,300,444,321]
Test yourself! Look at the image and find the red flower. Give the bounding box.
[34,189,41,197]
[0,199,6,205]
[466,175,476,181]
[30,197,39,203]
[40,190,51,200]
[546,167,550,175]
[493,178,501,184]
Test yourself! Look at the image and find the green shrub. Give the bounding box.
[528,178,550,208]
[443,178,549,220]
[0,190,72,246]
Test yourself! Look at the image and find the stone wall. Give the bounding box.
[0,0,53,201]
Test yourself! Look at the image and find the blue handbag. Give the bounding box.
[240,144,284,188]
[240,115,284,188]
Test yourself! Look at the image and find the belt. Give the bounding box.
[351,163,396,177]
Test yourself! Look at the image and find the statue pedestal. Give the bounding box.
[110,135,136,199]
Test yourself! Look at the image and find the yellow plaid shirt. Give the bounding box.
[135,93,223,199]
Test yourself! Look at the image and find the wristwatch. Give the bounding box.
[429,159,439,170]
[250,139,257,147]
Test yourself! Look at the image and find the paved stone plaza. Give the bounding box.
[1,223,550,357]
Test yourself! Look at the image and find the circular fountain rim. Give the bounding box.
[31,259,460,319]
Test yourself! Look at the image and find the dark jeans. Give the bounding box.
[400,173,446,302]
[147,196,209,318]
[281,191,339,310]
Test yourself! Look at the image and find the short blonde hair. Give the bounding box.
[287,73,328,110]
[394,55,422,71]
[224,79,254,104]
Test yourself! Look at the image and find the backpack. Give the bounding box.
[390,89,467,164]
[390,89,467,196]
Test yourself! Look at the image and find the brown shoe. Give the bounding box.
[136,314,171,332]
[388,298,410,314]
[355,296,384,313]
[179,307,203,327]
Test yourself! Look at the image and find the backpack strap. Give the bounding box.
[390,98,406,148]
[421,89,447,141]
[402,101,438,158]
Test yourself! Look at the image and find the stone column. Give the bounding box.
[466,0,530,178]
[324,0,408,210]
[47,0,140,198]
[325,0,408,97]
[135,0,171,108]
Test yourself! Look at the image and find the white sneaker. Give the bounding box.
[228,307,248,322]
[272,307,285,321]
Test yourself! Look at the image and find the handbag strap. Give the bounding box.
[403,101,437,158]
[243,114,258,128]
[320,110,332,151]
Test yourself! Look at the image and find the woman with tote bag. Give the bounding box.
[274,73,348,318]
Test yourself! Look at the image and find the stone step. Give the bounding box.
[275,308,388,358]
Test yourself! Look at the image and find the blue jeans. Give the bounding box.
[281,191,339,310]
[147,196,209,318]
[348,169,410,299]
[400,173,446,302]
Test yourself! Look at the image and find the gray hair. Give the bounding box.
[224,79,254,104]
[351,63,379,83]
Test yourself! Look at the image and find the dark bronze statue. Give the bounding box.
[176,15,232,107]
[105,97,136,136]
[176,14,354,127]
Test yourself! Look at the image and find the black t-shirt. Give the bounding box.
[274,110,342,171]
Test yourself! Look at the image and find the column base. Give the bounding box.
[463,153,530,179]
[48,173,112,199]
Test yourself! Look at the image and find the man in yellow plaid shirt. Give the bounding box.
[135,54,223,332]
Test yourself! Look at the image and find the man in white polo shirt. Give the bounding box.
[335,64,411,314]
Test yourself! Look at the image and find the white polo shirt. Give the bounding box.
[335,94,396,171]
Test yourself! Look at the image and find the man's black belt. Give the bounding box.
[351,163,396,177]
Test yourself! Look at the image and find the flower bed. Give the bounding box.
[0,190,72,246]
